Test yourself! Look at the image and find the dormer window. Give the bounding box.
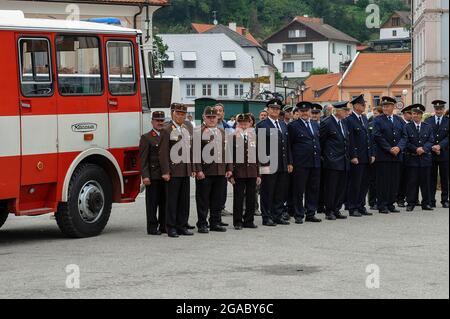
[182,51,197,68]
[288,29,306,38]
[221,51,237,68]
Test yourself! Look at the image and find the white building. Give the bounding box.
[380,11,411,40]
[264,16,358,79]
[413,0,449,108]
[159,33,255,106]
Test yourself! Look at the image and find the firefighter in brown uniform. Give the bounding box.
[194,106,233,234]
[139,111,166,235]
[229,113,261,230]
[159,103,196,238]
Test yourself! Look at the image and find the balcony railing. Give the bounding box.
[282,52,313,60]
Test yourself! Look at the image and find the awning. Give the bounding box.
[181,51,197,61]
[166,51,175,61]
[221,51,237,61]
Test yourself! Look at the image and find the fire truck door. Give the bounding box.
[17,35,58,186]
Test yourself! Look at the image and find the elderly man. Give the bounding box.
[425,100,449,208]
[311,103,323,123]
[320,101,351,220]
[404,104,434,211]
[372,96,407,214]
[159,103,195,238]
[345,94,374,217]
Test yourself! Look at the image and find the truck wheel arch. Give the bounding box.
[61,148,124,203]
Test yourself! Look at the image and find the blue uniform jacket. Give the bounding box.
[404,122,434,167]
[372,114,406,162]
[320,116,350,171]
[425,115,449,162]
[345,112,373,164]
[288,119,321,168]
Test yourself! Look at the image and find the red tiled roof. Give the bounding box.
[340,52,412,87]
[303,73,341,102]
[192,23,260,46]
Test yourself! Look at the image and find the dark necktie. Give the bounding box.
[416,125,420,134]
[275,120,281,133]
[437,117,441,129]
[359,116,364,127]
[306,121,314,136]
[338,120,344,136]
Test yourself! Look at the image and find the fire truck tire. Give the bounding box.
[56,163,112,238]
[0,204,8,229]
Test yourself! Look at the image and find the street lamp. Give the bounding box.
[297,80,306,102]
[283,76,289,102]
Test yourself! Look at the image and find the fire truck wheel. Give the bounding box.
[56,163,112,238]
[0,203,8,229]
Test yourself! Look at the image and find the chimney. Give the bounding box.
[229,22,237,32]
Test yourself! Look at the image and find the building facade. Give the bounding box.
[380,11,411,40]
[264,16,358,79]
[413,0,449,109]
[159,34,255,106]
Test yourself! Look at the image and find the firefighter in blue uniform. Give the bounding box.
[372,96,407,214]
[288,101,322,224]
[320,101,351,220]
[425,100,449,208]
[256,99,293,226]
[397,105,414,207]
[403,104,434,211]
[346,94,374,217]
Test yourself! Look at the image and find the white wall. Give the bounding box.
[380,27,410,39]
[329,41,357,73]
[179,79,251,105]
[243,47,276,91]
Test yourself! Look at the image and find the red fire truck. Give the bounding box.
[0,11,152,237]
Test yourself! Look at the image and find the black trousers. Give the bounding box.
[292,167,320,219]
[368,164,377,207]
[196,176,225,228]
[145,180,166,233]
[323,169,348,215]
[318,166,326,213]
[406,166,432,207]
[376,162,401,210]
[233,178,256,226]
[431,161,449,205]
[220,177,228,211]
[397,164,408,203]
[286,174,295,216]
[347,163,370,211]
[260,171,289,222]
[165,177,190,231]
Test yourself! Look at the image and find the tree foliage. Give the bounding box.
[153,0,409,43]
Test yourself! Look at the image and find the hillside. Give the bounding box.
[153,0,410,43]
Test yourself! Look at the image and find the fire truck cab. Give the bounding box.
[0,11,149,237]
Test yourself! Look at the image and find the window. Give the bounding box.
[183,60,196,68]
[219,84,228,97]
[107,41,136,95]
[285,44,298,54]
[164,60,174,68]
[56,36,102,95]
[202,84,212,96]
[393,30,397,37]
[223,60,236,68]
[283,62,295,73]
[288,29,306,38]
[373,95,381,107]
[164,51,175,68]
[186,84,196,97]
[332,43,336,54]
[301,61,313,73]
[392,17,400,27]
[235,84,244,97]
[18,38,53,97]
[347,45,352,56]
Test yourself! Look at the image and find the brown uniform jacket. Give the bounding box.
[194,125,233,176]
[159,121,193,177]
[139,129,162,180]
[232,131,260,179]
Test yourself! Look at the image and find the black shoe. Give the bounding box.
[262,219,277,227]
[275,219,290,225]
[243,223,258,229]
[379,209,389,214]
[397,202,406,208]
[389,207,401,213]
[326,214,336,221]
[370,205,378,211]
[305,216,322,223]
[443,202,449,209]
[406,206,414,212]
[234,225,243,230]
[186,223,195,230]
[159,227,167,234]
[431,203,437,208]
[168,229,179,238]
[282,213,291,221]
[148,229,162,236]
[335,212,348,219]
[178,228,194,236]
[198,226,209,234]
[422,205,434,211]
[349,211,363,217]
[219,222,229,227]
[210,225,227,232]
[295,218,304,224]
